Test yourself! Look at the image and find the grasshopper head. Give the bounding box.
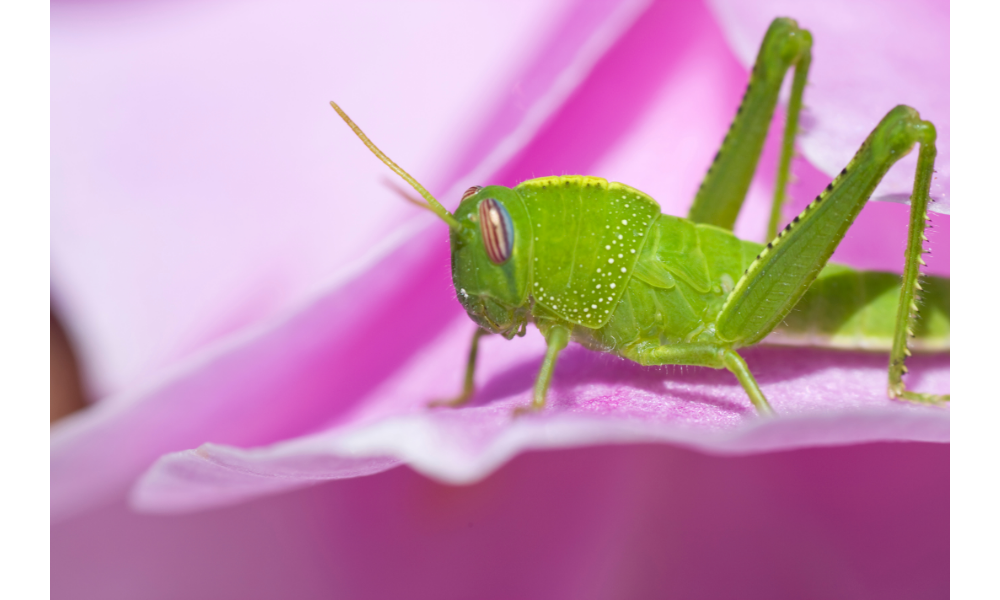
[450,185,533,338]
[328,103,532,337]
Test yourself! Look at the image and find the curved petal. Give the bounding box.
[56,443,949,600]
[133,314,948,514]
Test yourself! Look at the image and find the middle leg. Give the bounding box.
[627,343,774,415]
[515,324,570,414]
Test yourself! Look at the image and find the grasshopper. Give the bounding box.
[331,17,949,416]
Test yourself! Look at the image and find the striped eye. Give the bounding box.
[478,197,514,265]
[460,186,482,202]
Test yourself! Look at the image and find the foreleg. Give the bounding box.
[430,327,490,408]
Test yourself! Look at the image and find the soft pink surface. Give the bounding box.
[129,317,947,514]
[54,443,949,599]
[51,2,949,591]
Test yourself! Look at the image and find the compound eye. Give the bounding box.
[478,197,514,264]
[460,186,482,202]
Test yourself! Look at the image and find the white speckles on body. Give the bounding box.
[720,273,735,295]
[516,178,659,327]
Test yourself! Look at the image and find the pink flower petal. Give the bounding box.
[53,0,949,521]
[133,315,948,514]
[708,0,950,212]
[51,0,652,520]
[130,0,946,513]
[51,0,602,399]
[52,226,451,520]
[54,443,949,599]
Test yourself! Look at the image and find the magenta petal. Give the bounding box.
[708,0,950,212]
[132,312,948,513]
[55,443,949,599]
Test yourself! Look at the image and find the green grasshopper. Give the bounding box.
[331,17,949,416]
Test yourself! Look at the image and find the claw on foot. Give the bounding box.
[428,393,472,409]
[512,403,543,418]
[896,390,950,405]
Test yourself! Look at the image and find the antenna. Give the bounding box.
[330,101,462,231]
